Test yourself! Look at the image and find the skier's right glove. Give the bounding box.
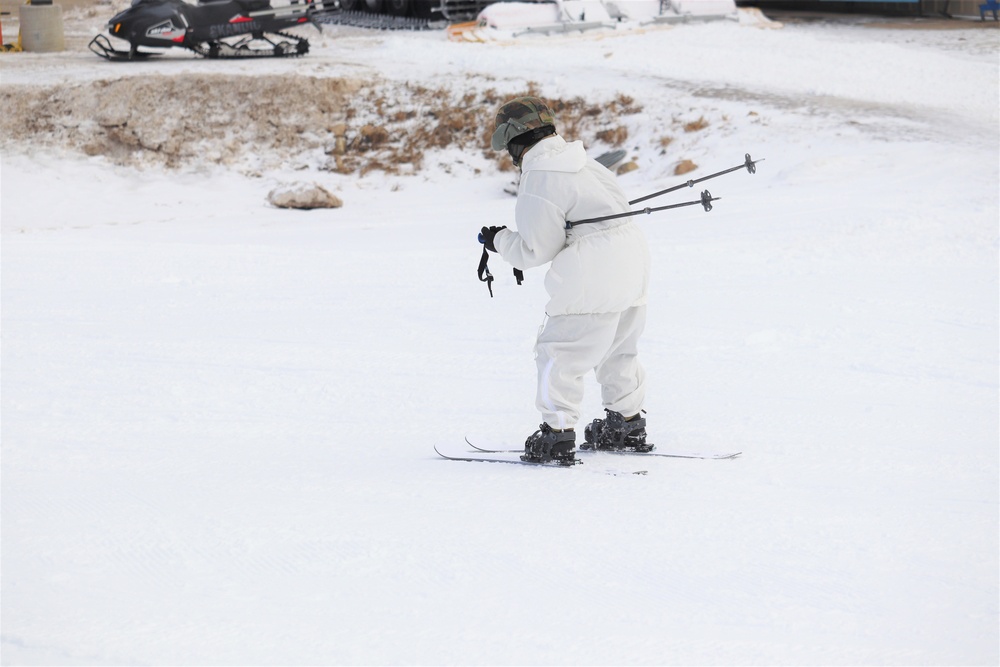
[479,225,506,253]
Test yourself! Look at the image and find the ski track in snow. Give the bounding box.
[2,10,998,666]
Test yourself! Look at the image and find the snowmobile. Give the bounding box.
[88,0,334,61]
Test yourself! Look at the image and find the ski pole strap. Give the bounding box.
[478,245,494,297]
[477,236,525,298]
[629,153,762,206]
[566,190,717,229]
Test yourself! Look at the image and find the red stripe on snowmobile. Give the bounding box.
[229,15,253,23]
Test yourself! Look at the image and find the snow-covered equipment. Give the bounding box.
[316,0,496,28]
[471,1,737,37]
[476,153,763,298]
[88,0,333,61]
[642,0,737,25]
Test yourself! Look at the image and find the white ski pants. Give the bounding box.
[534,305,647,430]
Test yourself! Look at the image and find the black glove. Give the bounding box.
[480,225,506,253]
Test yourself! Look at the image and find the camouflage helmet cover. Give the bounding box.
[490,96,556,151]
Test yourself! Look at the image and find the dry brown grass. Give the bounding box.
[674,159,697,175]
[683,116,710,133]
[0,74,648,176]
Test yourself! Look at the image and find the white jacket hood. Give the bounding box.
[521,135,587,173]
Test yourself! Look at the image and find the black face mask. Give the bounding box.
[507,126,556,168]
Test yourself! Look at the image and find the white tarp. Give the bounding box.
[669,0,738,16]
[477,0,735,30]
[476,2,560,28]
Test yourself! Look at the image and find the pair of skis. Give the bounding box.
[434,438,741,475]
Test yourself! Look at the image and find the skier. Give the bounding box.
[482,96,653,464]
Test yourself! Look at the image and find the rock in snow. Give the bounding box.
[267,182,344,210]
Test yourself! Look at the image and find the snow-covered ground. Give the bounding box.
[2,8,998,665]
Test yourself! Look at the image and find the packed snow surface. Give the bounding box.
[1,9,998,666]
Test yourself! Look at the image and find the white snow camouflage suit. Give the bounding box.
[492,135,651,429]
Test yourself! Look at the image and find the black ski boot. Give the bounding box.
[521,423,577,465]
[581,410,652,452]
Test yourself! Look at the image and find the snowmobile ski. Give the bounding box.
[434,445,647,476]
[465,437,741,460]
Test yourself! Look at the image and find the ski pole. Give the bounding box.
[477,153,761,295]
[629,153,762,205]
[566,189,717,229]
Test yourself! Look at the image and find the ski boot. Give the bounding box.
[521,423,577,465]
[581,410,652,452]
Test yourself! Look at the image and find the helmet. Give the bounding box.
[490,96,556,151]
